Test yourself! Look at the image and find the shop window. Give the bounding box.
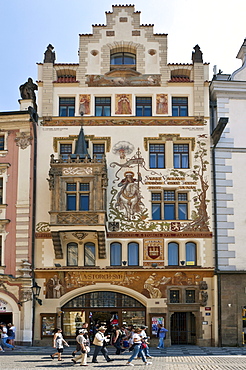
[110,242,122,266]
[0,136,4,151]
[170,290,180,303]
[186,290,195,303]
[172,97,188,116]
[67,242,78,266]
[174,144,189,168]
[84,242,95,266]
[136,97,152,116]
[128,242,139,266]
[0,178,3,204]
[168,242,179,266]
[60,143,72,159]
[93,143,105,160]
[41,314,57,337]
[149,144,165,169]
[95,97,111,116]
[59,97,75,117]
[66,182,89,211]
[152,190,188,220]
[186,242,197,265]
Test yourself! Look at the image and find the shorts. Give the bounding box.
[57,348,63,353]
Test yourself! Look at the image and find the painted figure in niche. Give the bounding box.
[46,275,63,298]
[79,94,90,115]
[115,171,143,221]
[115,94,132,114]
[156,94,168,114]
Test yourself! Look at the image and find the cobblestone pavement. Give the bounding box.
[1,345,246,370]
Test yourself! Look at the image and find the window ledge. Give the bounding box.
[0,151,8,157]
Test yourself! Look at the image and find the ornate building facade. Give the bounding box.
[33,5,215,346]
[210,39,246,346]
[0,102,37,345]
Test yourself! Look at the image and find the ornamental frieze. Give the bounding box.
[36,270,214,299]
[41,117,206,126]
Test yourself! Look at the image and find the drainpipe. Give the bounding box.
[211,115,228,347]
[28,107,38,346]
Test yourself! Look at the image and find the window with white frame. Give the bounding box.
[110,242,122,266]
[0,136,4,151]
[128,242,139,266]
[185,242,197,265]
[168,242,179,266]
[173,144,189,168]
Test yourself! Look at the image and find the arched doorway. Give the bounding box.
[61,291,146,338]
[170,312,196,344]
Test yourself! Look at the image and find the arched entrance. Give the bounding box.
[61,291,146,338]
[170,312,196,344]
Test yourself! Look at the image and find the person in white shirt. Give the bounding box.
[92,326,114,363]
[1,323,14,350]
[126,327,152,366]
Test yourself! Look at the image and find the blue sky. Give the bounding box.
[0,0,245,111]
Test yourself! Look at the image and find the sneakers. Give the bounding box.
[71,359,76,364]
[126,363,134,366]
[50,355,54,360]
[156,347,160,349]
[146,356,152,359]
[145,362,152,365]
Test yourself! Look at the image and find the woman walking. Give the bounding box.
[50,328,69,361]
[126,327,152,366]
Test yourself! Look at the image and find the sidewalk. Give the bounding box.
[1,345,246,369]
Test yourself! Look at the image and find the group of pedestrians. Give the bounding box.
[0,323,16,352]
[50,322,168,366]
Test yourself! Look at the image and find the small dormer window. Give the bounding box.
[110,52,136,71]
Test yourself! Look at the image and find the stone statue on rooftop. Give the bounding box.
[19,77,38,111]
[44,44,56,63]
[192,44,203,63]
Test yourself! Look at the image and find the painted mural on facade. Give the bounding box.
[109,137,210,232]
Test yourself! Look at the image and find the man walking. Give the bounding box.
[92,326,114,363]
